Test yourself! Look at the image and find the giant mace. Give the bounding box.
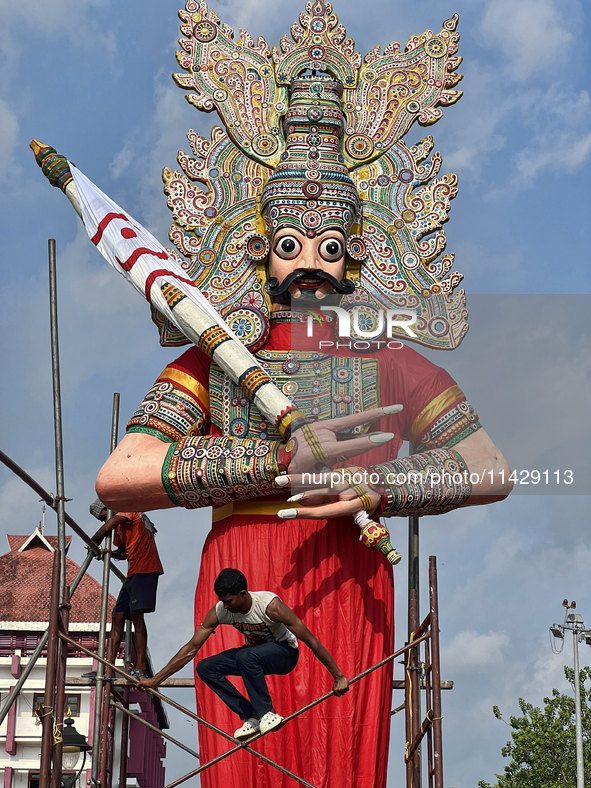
[32,2,512,785]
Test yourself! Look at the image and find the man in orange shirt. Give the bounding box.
[87,500,164,678]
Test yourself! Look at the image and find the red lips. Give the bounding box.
[294,274,326,290]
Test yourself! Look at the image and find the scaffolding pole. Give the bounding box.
[404,558,444,788]
[39,551,61,788]
[406,589,422,788]
[47,237,71,788]
[92,392,120,787]
[48,238,68,603]
[406,443,422,788]
[408,444,420,641]
[429,557,444,788]
[117,622,133,788]
[52,584,71,788]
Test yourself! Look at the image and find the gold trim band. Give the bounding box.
[301,423,328,463]
[410,385,464,445]
[212,501,286,522]
[159,367,211,411]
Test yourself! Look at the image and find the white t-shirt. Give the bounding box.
[215,591,298,649]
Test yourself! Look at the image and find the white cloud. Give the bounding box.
[0,0,116,57]
[0,99,19,177]
[444,629,511,669]
[440,62,509,177]
[513,126,591,187]
[433,1,586,191]
[110,141,136,180]
[504,85,591,187]
[222,0,281,30]
[481,0,576,79]
[438,76,591,193]
[211,0,306,36]
[107,71,206,238]
[524,648,572,698]
[0,466,55,536]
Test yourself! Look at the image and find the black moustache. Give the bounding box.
[265,269,355,306]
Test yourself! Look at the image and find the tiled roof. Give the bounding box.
[1,533,117,624]
[7,533,71,552]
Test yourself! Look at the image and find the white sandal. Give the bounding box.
[234,717,260,741]
[259,711,284,735]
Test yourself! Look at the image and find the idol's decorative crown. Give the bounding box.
[154,0,467,352]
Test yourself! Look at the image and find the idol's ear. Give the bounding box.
[174,2,288,168]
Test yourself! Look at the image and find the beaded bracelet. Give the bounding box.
[371,447,472,516]
[162,436,285,509]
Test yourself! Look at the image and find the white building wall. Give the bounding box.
[0,623,120,788]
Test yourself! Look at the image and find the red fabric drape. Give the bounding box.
[194,513,394,788]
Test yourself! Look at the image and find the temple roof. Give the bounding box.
[1,529,116,624]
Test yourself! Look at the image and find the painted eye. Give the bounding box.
[319,237,344,262]
[273,235,301,260]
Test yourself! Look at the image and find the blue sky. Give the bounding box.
[0,0,590,785]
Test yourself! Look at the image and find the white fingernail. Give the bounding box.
[369,431,395,443]
[275,476,290,487]
[384,404,404,415]
[278,508,298,519]
[287,493,304,502]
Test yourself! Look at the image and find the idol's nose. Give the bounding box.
[298,243,321,270]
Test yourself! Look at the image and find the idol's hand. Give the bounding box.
[276,466,381,520]
[282,404,402,478]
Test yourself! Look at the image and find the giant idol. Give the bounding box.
[32,2,513,785]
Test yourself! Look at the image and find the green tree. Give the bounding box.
[478,666,591,788]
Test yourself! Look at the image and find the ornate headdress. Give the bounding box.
[155,0,467,351]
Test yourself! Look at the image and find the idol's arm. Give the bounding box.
[373,427,513,517]
[278,428,513,521]
[96,431,288,512]
[96,406,399,512]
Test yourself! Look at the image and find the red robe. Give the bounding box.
[129,319,462,787]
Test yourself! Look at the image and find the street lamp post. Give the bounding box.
[550,600,591,788]
[61,713,92,788]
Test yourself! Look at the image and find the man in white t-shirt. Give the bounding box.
[138,568,349,740]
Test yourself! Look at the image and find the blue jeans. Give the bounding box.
[196,642,299,720]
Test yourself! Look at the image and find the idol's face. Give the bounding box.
[268,226,346,300]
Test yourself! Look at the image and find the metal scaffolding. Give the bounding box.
[0,460,447,788]
[0,239,449,788]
